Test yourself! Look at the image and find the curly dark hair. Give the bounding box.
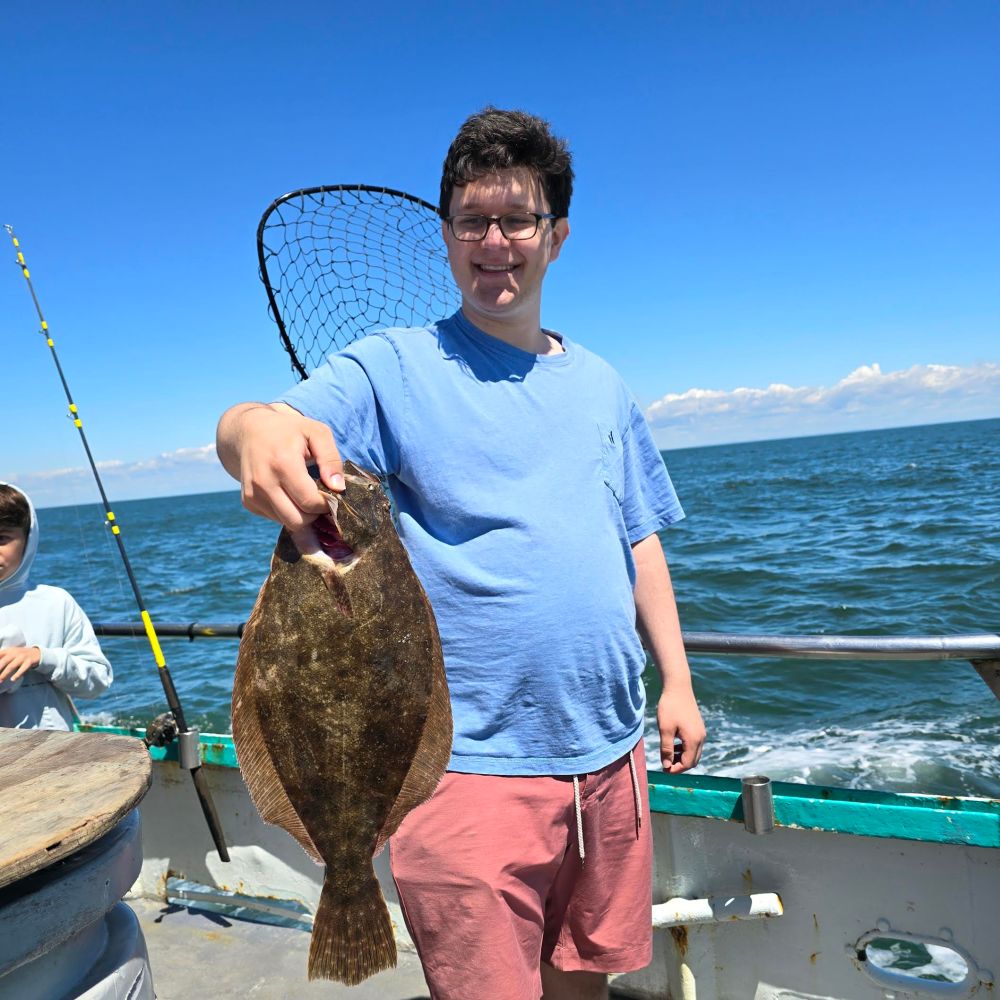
[439,107,574,219]
[0,485,30,534]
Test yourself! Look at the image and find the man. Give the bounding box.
[217,107,705,1000]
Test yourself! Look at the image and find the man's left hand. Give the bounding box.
[657,687,706,773]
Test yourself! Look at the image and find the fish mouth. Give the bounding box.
[299,468,380,570]
[291,494,358,571]
[313,508,355,564]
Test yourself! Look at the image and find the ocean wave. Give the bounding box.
[647,708,1000,798]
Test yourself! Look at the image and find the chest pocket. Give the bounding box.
[598,422,625,505]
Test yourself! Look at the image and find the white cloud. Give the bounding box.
[7,362,999,506]
[10,444,235,508]
[125,444,219,472]
[646,362,1000,446]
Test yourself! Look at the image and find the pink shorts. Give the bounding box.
[390,742,652,1000]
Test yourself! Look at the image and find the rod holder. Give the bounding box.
[177,729,202,771]
[741,775,775,834]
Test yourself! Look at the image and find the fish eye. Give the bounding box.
[367,484,377,492]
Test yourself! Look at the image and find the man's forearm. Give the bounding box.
[633,532,705,771]
[632,532,692,691]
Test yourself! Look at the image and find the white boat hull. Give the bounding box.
[126,748,998,999]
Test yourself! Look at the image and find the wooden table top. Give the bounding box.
[0,728,151,890]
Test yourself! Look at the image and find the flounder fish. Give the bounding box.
[232,462,451,984]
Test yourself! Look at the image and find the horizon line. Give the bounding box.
[29,413,998,511]
[661,412,999,454]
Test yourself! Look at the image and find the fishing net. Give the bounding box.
[256,185,461,380]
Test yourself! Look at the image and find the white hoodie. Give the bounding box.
[0,483,112,730]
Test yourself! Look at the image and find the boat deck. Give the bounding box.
[130,897,431,999]
[132,897,646,998]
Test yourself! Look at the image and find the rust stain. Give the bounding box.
[810,952,820,964]
[199,930,233,945]
[742,867,752,887]
[669,926,689,958]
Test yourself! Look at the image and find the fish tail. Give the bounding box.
[308,873,396,984]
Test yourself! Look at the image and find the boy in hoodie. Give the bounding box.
[0,483,112,730]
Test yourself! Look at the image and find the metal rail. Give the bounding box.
[681,632,1000,661]
[95,622,248,639]
[94,622,1000,698]
[91,622,1000,660]
[90,622,1000,700]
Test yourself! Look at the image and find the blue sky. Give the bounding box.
[2,2,997,506]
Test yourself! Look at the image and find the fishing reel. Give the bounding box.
[143,711,201,770]
[144,712,178,748]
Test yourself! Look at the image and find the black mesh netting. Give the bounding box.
[256,185,461,380]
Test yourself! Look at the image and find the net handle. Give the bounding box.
[256,184,443,380]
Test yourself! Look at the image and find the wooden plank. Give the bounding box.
[0,729,151,889]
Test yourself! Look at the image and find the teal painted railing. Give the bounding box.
[647,770,999,848]
[77,723,1000,849]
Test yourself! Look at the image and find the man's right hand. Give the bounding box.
[216,402,345,532]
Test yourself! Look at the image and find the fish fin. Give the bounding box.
[321,565,354,618]
[232,626,324,866]
[308,870,396,984]
[374,621,453,856]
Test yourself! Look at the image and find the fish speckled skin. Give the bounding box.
[232,462,451,984]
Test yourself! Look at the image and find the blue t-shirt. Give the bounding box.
[279,311,683,775]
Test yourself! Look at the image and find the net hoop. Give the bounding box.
[256,184,460,380]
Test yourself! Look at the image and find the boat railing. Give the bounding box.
[91,623,1000,699]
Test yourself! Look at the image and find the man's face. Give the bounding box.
[443,167,568,332]
[0,527,27,583]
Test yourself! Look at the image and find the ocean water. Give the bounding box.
[28,417,1000,798]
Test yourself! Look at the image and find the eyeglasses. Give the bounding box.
[444,212,557,242]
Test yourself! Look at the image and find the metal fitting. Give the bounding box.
[177,729,201,771]
[741,775,775,834]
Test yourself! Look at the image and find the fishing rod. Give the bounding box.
[5,225,229,863]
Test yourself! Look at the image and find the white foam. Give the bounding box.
[916,943,970,982]
[78,709,117,726]
[866,941,968,984]
[644,707,999,793]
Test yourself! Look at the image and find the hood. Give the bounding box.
[0,482,39,596]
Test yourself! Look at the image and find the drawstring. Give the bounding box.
[571,749,643,864]
[572,776,585,862]
[628,750,643,832]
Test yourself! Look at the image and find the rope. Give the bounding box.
[628,749,643,833]
[572,776,586,862]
